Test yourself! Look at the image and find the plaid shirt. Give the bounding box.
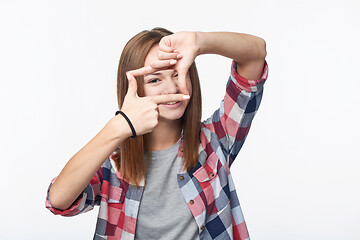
[46,60,268,240]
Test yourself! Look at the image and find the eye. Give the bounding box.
[148,78,160,84]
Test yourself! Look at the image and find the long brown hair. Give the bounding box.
[115,27,202,187]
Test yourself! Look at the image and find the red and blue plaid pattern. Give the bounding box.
[46,60,268,239]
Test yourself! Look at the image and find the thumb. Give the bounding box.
[126,72,138,97]
[159,36,174,53]
[177,70,189,95]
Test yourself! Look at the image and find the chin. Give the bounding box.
[158,109,186,121]
[159,113,185,121]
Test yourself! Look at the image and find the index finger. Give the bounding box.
[148,93,190,105]
[127,65,156,77]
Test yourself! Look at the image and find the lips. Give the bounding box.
[165,101,179,105]
[160,101,182,108]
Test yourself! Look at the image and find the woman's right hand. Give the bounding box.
[119,66,190,137]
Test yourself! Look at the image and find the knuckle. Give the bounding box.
[150,102,157,109]
[147,96,153,102]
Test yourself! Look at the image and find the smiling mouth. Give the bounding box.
[160,101,183,108]
[164,101,179,105]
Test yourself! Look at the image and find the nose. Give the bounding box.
[163,78,180,94]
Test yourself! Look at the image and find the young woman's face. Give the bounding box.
[143,45,192,121]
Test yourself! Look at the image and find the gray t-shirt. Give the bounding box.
[135,138,199,240]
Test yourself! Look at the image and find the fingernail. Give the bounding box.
[126,73,130,80]
[183,95,190,99]
[174,49,179,53]
[177,54,183,58]
[170,60,177,64]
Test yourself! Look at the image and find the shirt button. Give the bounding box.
[201,225,205,230]
[189,200,194,205]
[179,176,184,180]
[181,147,184,152]
[210,172,214,177]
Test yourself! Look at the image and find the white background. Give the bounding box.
[0,0,359,239]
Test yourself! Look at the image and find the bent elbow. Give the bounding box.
[257,37,267,60]
[48,188,70,211]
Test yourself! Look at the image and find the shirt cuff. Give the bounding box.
[230,60,268,92]
[45,177,83,216]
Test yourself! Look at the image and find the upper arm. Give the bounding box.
[236,37,267,80]
[202,59,269,168]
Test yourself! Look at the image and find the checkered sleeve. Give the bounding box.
[203,60,268,168]
[45,166,103,216]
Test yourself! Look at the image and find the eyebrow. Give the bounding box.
[144,70,177,78]
[144,72,162,77]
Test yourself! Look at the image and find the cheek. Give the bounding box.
[143,85,160,97]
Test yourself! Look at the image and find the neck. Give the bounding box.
[149,118,182,151]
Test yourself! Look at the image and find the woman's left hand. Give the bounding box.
[158,32,199,95]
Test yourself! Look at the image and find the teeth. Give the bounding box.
[166,101,178,105]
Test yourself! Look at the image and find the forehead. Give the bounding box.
[144,45,159,67]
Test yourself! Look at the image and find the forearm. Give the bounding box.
[48,115,131,210]
[196,31,266,65]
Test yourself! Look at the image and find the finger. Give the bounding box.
[126,72,138,97]
[159,44,175,53]
[177,70,190,95]
[149,93,190,105]
[128,59,179,77]
[150,59,177,69]
[158,51,182,60]
[127,65,156,77]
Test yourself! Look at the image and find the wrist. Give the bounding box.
[108,115,133,140]
[195,31,215,56]
[115,110,136,138]
[195,31,205,56]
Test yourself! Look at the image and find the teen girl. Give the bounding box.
[46,28,268,240]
